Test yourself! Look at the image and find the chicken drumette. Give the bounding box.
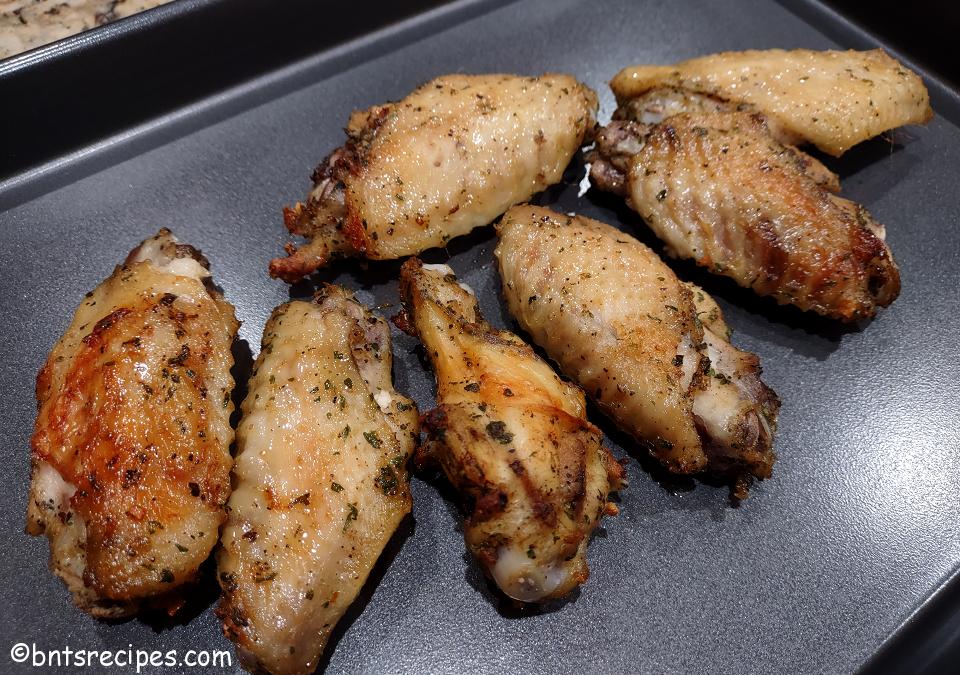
[396,258,622,601]
[496,206,779,497]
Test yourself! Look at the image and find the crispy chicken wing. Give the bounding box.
[26,229,238,617]
[270,73,597,281]
[590,112,900,321]
[495,206,779,497]
[395,259,622,601]
[610,49,931,156]
[217,286,418,675]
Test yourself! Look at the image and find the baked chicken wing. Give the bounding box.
[610,49,931,156]
[495,206,779,497]
[217,286,418,675]
[590,112,900,321]
[395,259,622,602]
[26,229,238,617]
[270,73,597,281]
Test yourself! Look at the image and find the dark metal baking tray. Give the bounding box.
[2,0,959,672]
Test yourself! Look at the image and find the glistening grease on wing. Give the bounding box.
[217,286,418,675]
[270,73,597,281]
[610,48,932,156]
[27,229,238,617]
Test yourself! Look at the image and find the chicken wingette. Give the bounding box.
[217,286,418,675]
[395,258,622,602]
[610,48,932,156]
[495,206,779,498]
[589,111,901,321]
[270,73,597,282]
[26,229,238,617]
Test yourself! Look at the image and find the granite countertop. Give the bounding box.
[0,0,174,59]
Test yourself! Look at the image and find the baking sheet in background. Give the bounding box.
[2,0,959,672]
[0,0,456,179]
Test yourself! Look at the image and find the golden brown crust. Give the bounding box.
[27,230,238,615]
[590,112,900,321]
[495,206,779,495]
[397,258,621,602]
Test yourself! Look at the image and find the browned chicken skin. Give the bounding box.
[396,258,622,601]
[270,73,597,282]
[496,206,779,497]
[610,49,932,157]
[590,112,901,321]
[26,229,238,617]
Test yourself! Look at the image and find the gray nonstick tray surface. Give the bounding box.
[2,0,959,673]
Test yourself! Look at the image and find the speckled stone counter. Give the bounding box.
[0,0,173,59]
